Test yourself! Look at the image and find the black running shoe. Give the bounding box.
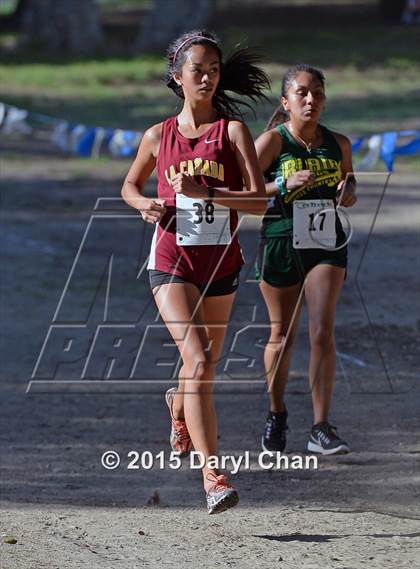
[307,422,350,455]
[261,408,288,452]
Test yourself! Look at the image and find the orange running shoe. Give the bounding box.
[205,473,239,515]
[165,387,193,457]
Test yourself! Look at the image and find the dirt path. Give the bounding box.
[1,148,419,568]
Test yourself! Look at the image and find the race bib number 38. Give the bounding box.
[293,199,336,249]
[176,193,231,246]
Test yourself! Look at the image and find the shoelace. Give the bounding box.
[173,419,190,442]
[265,415,287,438]
[206,474,230,492]
[316,423,338,444]
[168,391,190,442]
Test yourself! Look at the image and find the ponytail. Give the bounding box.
[215,47,271,118]
[265,104,288,131]
[165,30,270,119]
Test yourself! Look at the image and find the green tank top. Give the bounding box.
[261,123,343,238]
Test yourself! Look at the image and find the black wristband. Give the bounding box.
[207,186,215,200]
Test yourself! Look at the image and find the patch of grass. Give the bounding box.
[0,56,164,97]
[0,88,176,130]
[98,0,151,10]
[0,0,16,16]
[0,12,418,141]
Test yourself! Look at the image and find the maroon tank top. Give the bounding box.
[147,116,244,283]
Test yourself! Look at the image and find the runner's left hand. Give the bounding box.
[337,179,357,207]
[172,173,205,198]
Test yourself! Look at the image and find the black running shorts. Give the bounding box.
[149,270,240,297]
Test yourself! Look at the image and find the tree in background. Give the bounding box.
[20,0,103,54]
[136,0,211,52]
[379,0,407,21]
[9,0,29,26]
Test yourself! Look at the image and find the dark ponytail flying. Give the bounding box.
[164,30,270,119]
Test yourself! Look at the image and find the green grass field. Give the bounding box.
[0,2,419,140]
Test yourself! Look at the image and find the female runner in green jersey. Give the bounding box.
[255,64,357,455]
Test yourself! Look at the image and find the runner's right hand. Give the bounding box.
[138,197,166,224]
[285,170,315,191]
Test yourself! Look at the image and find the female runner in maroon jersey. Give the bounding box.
[121,30,269,514]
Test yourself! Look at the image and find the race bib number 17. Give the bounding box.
[176,193,231,246]
[293,199,336,249]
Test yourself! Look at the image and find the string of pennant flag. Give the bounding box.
[1,102,419,172]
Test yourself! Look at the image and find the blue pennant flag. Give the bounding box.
[380,131,398,172]
[1,102,419,167]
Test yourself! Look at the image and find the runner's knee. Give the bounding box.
[310,325,335,348]
[268,326,295,353]
[183,352,213,385]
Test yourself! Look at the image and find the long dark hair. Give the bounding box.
[265,63,325,131]
[164,30,270,119]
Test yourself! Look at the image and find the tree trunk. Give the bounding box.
[136,0,211,53]
[21,0,103,54]
[11,0,30,26]
[379,0,407,22]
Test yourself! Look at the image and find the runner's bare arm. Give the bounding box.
[171,121,267,214]
[255,129,283,197]
[333,132,357,208]
[255,128,315,194]
[121,124,167,223]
